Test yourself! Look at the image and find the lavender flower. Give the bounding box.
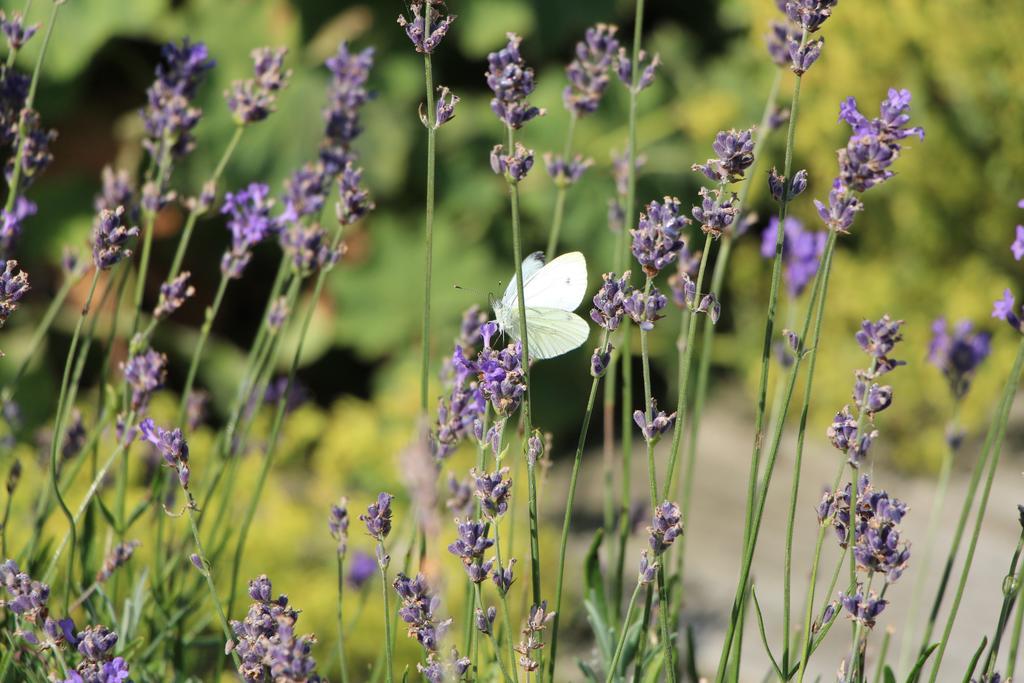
[0,259,28,325]
[492,558,516,594]
[591,271,632,331]
[347,551,376,589]
[696,292,722,324]
[826,406,878,466]
[839,587,887,628]
[760,216,826,298]
[5,109,56,188]
[638,550,658,585]
[486,33,544,129]
[0,558,49,616]
[122,348,167,413]
[221,182,276,278]
[226,47,291,125]
[153,271,195,319]
[785,0,839,32]
[95,166,138,222]
[336,162,374,226]
[329,497,349,556]
[693,128,756,183]
[615,48,659,92]
[360,492,394,542]
[855,315,904,371]
[631,197,690,276]
[633,401,676,443]
[623,285,667,331]
[648,501,684,555]
[266,296,289,333]
[397,1,455,54]
[419,649,471,683]
[515,601,556,672]
[138,419,190,489]
[0,11,38,51]
[928,318,991,399]
[544,153,592,187]
[591,343,613,378]
[448,519,495,583]
[280,222,338,273]
[472,466,512,520]
[0,196,35,257]
[280,163,329,224]
[768,167,808,203]
[96,541,141,583]
[394,572,451,653]
[563,24,620,115]
[490,142,534,183]
[692,187,737,238]
[0,65,28,149]
[321,42,374,171]
[1012,224,1024,261]
[141,38,214,162]
[766,20,795,67]
[433,345,485,461]
[185,390,208,431]
[476,606,497,635]
[92,207,139,270]
[455,323,526,416]
[432,86,458,128]
[788,37,824,75]
[993,289,1024,333]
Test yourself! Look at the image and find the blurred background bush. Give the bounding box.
[3,0,1023,677]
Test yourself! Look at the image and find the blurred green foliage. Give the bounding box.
[2,0,1023,677]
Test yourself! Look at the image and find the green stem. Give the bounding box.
[493,519,521,683]
[131,145,172,334]
[631,585,653,682]
[1005,564,1024,679]
[3,271,79,397]
[927,335,1024,682]
[478,582,515,683]
[548,341,607,679]
[606,582,642,683]
[379,544,394,683]
[175,272,230,427]
[544,112,577,259]
[982,529,1024,677]
[505,124,540,606]
[336,554,350,683]
[419,30,437,415]
[872,627,893,683]
[186,503,242,670]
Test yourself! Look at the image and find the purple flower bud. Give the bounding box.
[475,606,497,635]
[591,271,632,331]
[993,289,1023,333]
[154,271,195,319]
[360,492,394,541]
[928,318,990,400]
[329,497,349,556]
[189,553,204,570]
[490,142,535,183]
[696,292,721,324]
[544,153,592,187]
[633,401,676,443]
[336,162,374,226]
[141,38,214,162]
[492,558,516,594]
[631,197,690,276]
[563,24,620,116]
[648,501,683,555]
[693,128,756,183]
[472,467,512,519]
[0,196,35,258]
[486,33,544,129]
[615,48,659,92]
[122,348,168,413]
[0,260,28,326]
[76,625,118,661]
[433,85,459,127]
[397,1,455,54]
[788,37,823,75]
[138,419,189,488]
[226,47,292,125]
[348,550,376,589]
[638,550,658,585]
[692,187,738,238]
[92,206,139,270]
[622,285,667,331]
[591,344,613,378]
[0,11,38,51]
[96,540,141,583]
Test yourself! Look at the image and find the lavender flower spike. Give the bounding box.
[398,1,455,54]
[486,33,544,129]
[92,206,139,270]
[563,24,620,116]
[631,197,690,276]
[122,348,168,412]
[138,419,190,490]
[154,271,195,319]
[221,182,276,278]
[0,260,28,326]
[226,47,292,125]
[928,318,991,399]
[693,128,756,183]
[360,492,394,542]
[633,400,676,443]
[140,38,214,162]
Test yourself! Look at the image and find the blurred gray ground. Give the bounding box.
[548,386,1024,682]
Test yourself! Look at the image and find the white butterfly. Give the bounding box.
[491,251,590,360]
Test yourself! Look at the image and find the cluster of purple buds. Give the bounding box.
[0,11,38,51]
[7,109,56,188]
[490,142,534,183]
[633,400,676,444]
[281,222,339,273]
[765,18,796,68]
[993,289,1024,335]
[71,625,131,682]
[96,540,141,583]
[229,575,321,682]
[0,61,28,149]
[856,314,905,374]
[544,153,592,188]
[515,601,556,673]
[692,187,738,238]
[615,48,659,93]
[360,492,394,545]
[784,0,839,32]
[826,406,877,467]
[563,24,620,116]
[153,271,195,319]
[280,163,329,225]
[122,348,167,412]
[0,259,28,326]
[760,216,826,298]
[427,86,459,129]
[138,419,190,490]
[0,558,49,617]
[638,550,658,585]
[62,409,87,460]
[320,42,374,173]
[448,519,495,583]
[815,89,924,232]
[185,390,208,431]
[472,466,512,520]
[92,206,139,270]
[347,551,376,590]
[788,38,824,75]
[693,128,756,183]
[492,558,516,594]
[397,1,455,55]
[631,197,691,276]
[623,284,667,331]
[768,167,808,203]
[446,474,474,518]
[0,196,35,258]
[226,46,291,125]
[839,587,887,628]
[818,474,910,583]
[1011,200,1024,260]
[456,323,527,417]
[221,182,277,278]
[476,606,497,635]
[336,163,374,226]
[394,572,451,654]
[667,245,703,309]
[95,166,138,222]
[328,497,349,557]
[590,271,631,331]
[418,649,472,683]
[486,33,544,130]
[433,344,485,461]
[648,501,684,555]
[141,38,214,162]
[591,342,613,378]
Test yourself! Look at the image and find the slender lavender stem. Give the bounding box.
[493,519,521,683]
[982,528,1024,677]
[378,545,394,683]
[336,554,350,683]
[606,582,642,682]
[186,503,242,670]
[928,335,1024,682]
[1005,570,1024,678]
[419,9,437,416]
[544,112,577,259]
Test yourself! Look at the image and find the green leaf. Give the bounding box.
[957,638,986,683]
[884,665,897,683]
[577,659,601,682]
[584,528,607,624]
[750,587,785,681]
[641,647,665,683]
[584,597,613,664]
[905,643,940,683]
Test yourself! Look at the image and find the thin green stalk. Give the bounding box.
[478,582,515,683]
[504,124,540,605]
[631,585,653,682]
[3,0,61,214]
[872,627,893,683]
[606,582,642,683]
[663,232,713,497]
[493,519,521,683]
[3,271,78,397]
[48,268,100,611]
[715,227,834,683]
[982,528,1024,677]
[603,353,619,617]
[896,408,960,675]
[549,340,607,679]
[418,18,437,416]
[336,554,350,683]
[175,272,231,427]
[130,144,172,334]
[186,504,242,670]
[378,542,395,683]
[928,335,1024,682]
[544,112,577,259]
[1005,567,1024,678]
[166,125,245,280]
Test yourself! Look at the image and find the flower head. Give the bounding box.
[472,467,512,520]
[0,259,28,326]
[761,216,826,298]
[154,271,195,319]
[321,42,374,171]
[92,206,139,270]
[96,541,141,583]
[122,348,167,412]
[615,48,659,92]
[0,558,49,616]
[693,128,756,183]
[544,153,592,187]
[632,197,690,276]
[691,187,737,238]
[398,1,455,54]
[623,285,667,331]
[490,143,534,183]
[648,501,684,555]
[394,572,451,653]
[0,196,35,258]
[633,400,676,443]
[226,47,292,125]
[141,38,214,162]
[329,498,349,556]
[928,318,991,399]
[221,182,276,278]
[138,419,190,489]
[590,271,632,331]
[0,11,38,51]
[563,24,619,115]
[486,33,544,129]
[360,492,394,542]
[336,162,374,226]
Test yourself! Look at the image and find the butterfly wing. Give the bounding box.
[501,251,547,308]
[521,251,587,311]
[524,307,590,360]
